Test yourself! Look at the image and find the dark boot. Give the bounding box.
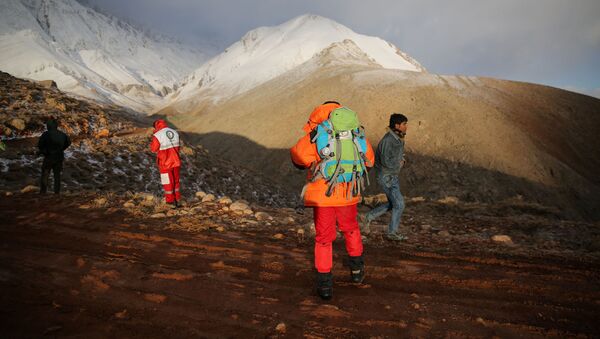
[316,272,333,300]
[53,166,62,194]
[349,255,365,284]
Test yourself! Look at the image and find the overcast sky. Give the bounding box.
[84,0,600,98]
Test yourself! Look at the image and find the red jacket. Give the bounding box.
[150,119,181,171]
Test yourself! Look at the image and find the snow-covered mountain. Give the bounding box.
[0,0,212,111]
[168,14,425,108]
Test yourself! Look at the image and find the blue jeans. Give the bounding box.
[365,174,404,234]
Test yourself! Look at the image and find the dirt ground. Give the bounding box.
[1,193,599,338]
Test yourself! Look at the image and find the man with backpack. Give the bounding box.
[38,118,71,194]
[359,113,409,241]
[150,119,182,207]
[291,101,375,300]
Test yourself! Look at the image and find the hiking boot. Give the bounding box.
[358,213,371,235]
[386,232,408,241]
[316,272,333,300]
[348,255,365,284]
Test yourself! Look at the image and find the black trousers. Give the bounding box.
[40,158,63,194]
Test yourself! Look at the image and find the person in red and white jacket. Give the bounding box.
[150,119,181,207]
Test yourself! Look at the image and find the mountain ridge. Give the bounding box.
[167,14,425,110]
[0,0,212,111]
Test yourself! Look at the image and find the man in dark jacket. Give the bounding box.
[360,113,408,241]
[38,118,71,194]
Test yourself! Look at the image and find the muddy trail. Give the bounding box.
[1,193,599,338]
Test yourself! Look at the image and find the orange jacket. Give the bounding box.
[150,119,181,171]
[291,104,375,207]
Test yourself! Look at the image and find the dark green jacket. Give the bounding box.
[374,129,405,176]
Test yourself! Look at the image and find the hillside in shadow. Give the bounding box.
[190,131,599,221]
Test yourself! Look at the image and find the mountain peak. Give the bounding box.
[286,13,348,30]
[174,14,424,104]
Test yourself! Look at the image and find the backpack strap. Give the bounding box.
[325,136,344,197]
[353,127,371,187]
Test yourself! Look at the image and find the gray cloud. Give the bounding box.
[83,0,600,97]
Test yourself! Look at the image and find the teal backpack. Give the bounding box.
[311,107,371,198]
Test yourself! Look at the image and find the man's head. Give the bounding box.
[389,113,408,135]
[46,118,58,130]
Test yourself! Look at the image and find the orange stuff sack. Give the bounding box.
[302,102,341,133]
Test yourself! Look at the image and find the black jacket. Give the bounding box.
[38,120,71,161]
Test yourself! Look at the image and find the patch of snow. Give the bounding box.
[0,0,211,112]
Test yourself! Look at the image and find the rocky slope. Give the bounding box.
[0,71,294,207]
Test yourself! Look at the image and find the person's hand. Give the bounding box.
[400,156,407,168]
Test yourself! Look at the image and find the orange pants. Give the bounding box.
[314,205,363,273]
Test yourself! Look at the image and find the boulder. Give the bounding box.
[230,201,250,212]
[283,216,295,225]
[37,80,57,88]
[491,235,513,245]
[438,230,451,237]
[21,185,39,193]
[9,118,26,131]
[217,196,232,205]
[94,197,107,206]
[138,193,155,201]
[254,211,272,221]
[275,323,286,334]
[202,194,216,202]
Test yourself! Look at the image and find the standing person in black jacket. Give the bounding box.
[38,118,71,194]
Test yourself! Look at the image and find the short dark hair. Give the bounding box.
[389,113,408,128]
[322,100,340,105]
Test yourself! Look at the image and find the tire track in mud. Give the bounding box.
[1,194,599,337]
